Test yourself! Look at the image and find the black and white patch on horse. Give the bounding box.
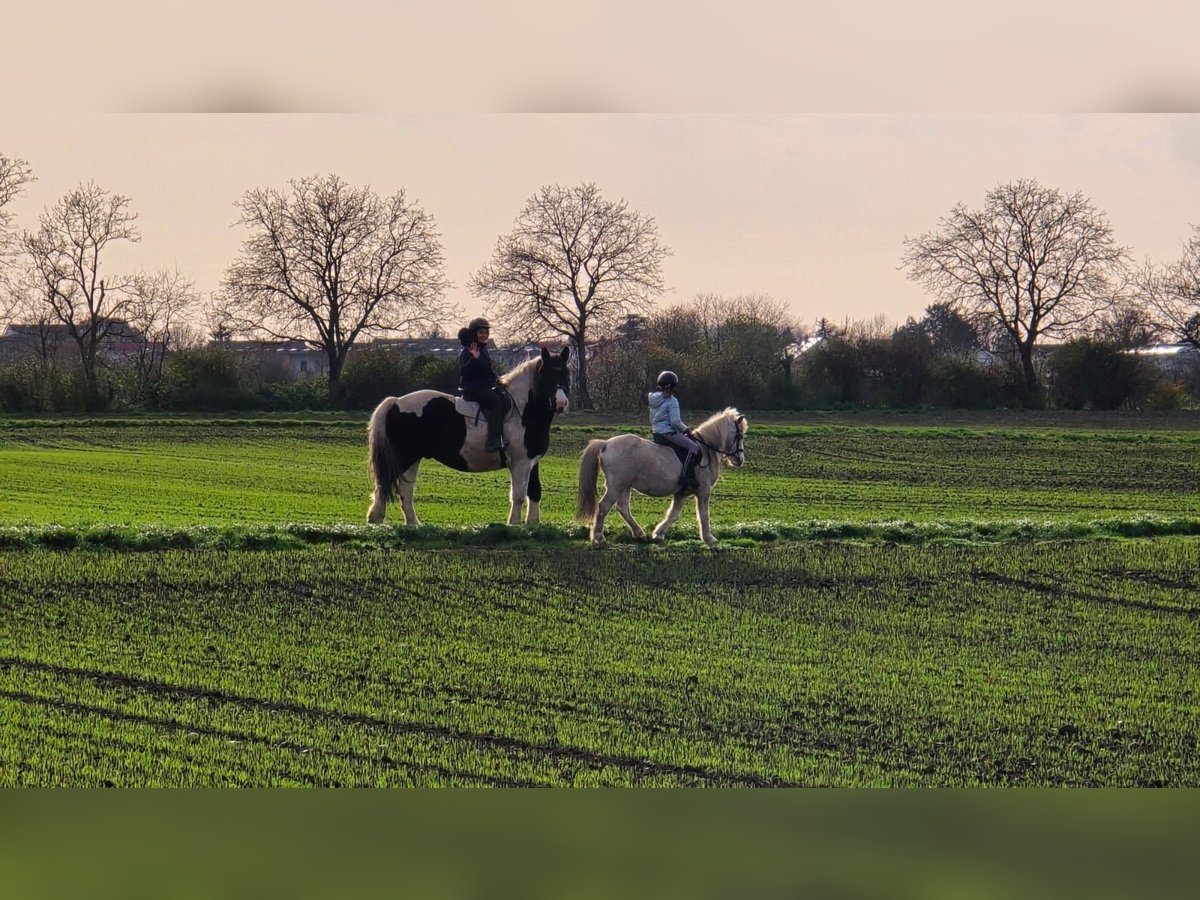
[367,346,570,526]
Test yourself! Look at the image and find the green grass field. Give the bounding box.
[2,413,1199,785]
[2,417,1199,531]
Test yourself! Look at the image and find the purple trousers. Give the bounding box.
[661,431,700,460]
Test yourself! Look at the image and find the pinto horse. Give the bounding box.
[367,347,570,526]
[577,407,747,546]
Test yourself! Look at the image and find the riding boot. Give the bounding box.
[485,406,504,453]
[678,454,700,490]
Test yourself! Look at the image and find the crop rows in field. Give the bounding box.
[3,540,1200,786]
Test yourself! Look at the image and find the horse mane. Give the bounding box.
[499,355,542,392]
[694,407,744,439]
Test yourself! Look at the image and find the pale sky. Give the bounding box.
[4,114,1200,332]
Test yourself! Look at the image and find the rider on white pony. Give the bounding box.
[649,370,700,490]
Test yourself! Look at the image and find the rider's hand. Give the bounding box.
[468,342,481,359]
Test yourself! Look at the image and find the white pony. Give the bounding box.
[576,408,747,546]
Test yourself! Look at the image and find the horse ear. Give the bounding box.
[540,346,551,363]
[560,346,571,362]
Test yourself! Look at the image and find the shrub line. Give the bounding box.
[1,517,1198,552]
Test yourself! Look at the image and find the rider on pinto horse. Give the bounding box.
[458,317,507,453]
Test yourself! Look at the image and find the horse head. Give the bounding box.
[537,346,571,414]
[714,408,747,468]
[728,410,748,467]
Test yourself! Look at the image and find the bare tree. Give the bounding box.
[1092,299,1162,350]
[1138,228,1200,349]
[125,268,200,406]
[22,182,141,404]
[220,174,449,399]
[471,182,670,409]
[903,179,1129,401]
[0,153,36,317]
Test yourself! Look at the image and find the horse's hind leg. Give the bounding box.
[615,493,648,542]
[399,462,422,526]
[591,488,618,545]
[651,494,687,542]
[367,483,389,524]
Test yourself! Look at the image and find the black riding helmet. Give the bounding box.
[656,370,679,389]
[459,317,492,347]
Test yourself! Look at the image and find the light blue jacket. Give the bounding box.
[648,391,687,434]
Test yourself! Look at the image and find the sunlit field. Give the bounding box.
[2,414,1199,785]
[3,415,1199,534]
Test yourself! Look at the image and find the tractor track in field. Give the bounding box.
[0,656,804,787]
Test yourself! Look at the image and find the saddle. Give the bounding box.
[454,390,512,426]
[651,433,690,465]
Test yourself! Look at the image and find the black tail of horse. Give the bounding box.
[368,400,405,502]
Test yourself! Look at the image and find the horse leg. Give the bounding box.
[525,461,541,525]
[651,493,686,542]
[367,483,389,524]
[615,492,648,542]
[398,462,422,526]
[592,488,618,546]
[508,460,532,526]
[695,490,717,546]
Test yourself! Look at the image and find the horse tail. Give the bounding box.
[576,439,605,521]
[368,399,405,503]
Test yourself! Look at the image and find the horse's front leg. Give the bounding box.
[696,490,717,546]
[524,461,541,525]
[652,494,686,542]
[508,459,533,525]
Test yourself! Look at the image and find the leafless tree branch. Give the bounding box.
[903,178,1129,400]
[470,182,670,408]
[219,174,451,397]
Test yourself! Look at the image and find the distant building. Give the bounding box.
[0,319,158,364]
[356,337,549,372]
[205,335,570,382]
[213,339,328,380]
[1129,343,1200,376]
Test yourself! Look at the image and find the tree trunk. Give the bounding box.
[327,346,344,406]
[571,333,591,409]
[78,337,101,410]
[1019,345,1042,408]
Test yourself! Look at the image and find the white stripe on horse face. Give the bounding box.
[555,388,568,412]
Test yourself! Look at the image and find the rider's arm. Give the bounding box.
[668,397,687,433]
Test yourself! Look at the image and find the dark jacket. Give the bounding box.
[459,345,498,394]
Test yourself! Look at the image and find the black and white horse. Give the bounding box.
[367,347,570,526]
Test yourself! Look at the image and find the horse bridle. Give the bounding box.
[691,418,746,461]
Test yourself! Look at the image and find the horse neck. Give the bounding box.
[501,360,538,403]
